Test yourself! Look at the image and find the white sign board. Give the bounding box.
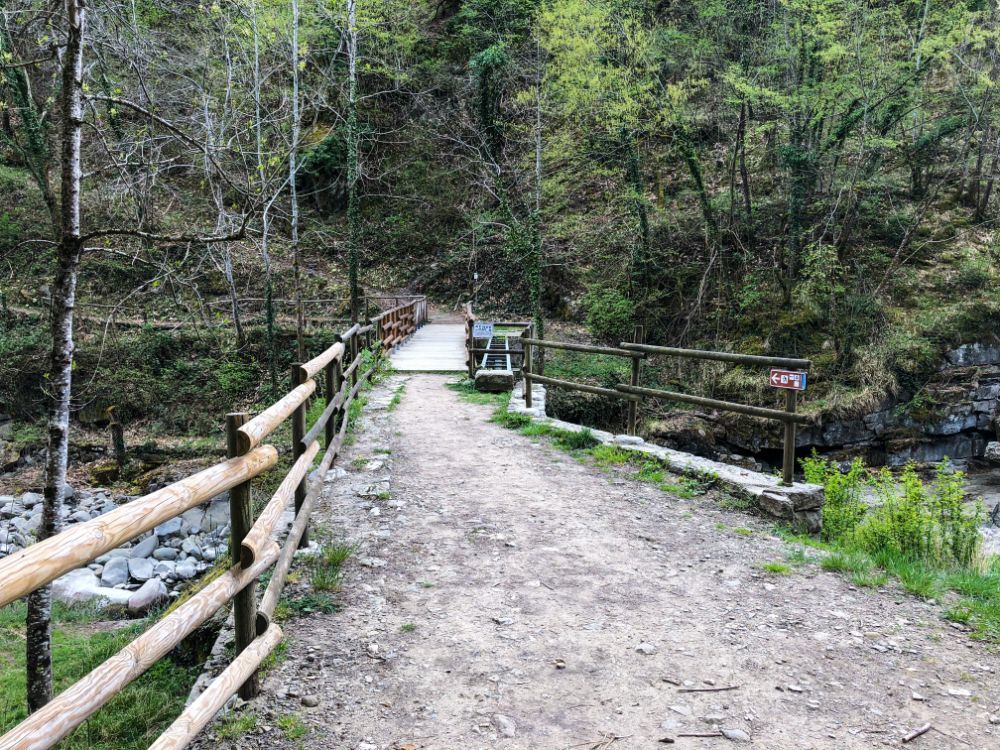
[472,321,494,339]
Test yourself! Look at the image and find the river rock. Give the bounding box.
[175,560,198,579]
[153,547,179,561]
[985,441,1000,465]
[154,518,183,536]
[101,556,130,587]
[154,560,176,578]
[68,509,92,523]
[20,492,42,508]
[128,557,154,582]
[128,578,168,614]
[181,538,203,559]
[130,534,159,558]
[52,568,131,606]
[491,714,517,737]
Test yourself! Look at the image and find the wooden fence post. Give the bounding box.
[108,406,126,468]
[326,357,341,448]
[783,390,797,486]
[350,333,359,389]
[627,325,644,436]
[466,319,476,378]
[225,411,259,699]
[523,335,533,408]
[291,364,309,548]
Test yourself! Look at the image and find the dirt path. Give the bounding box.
[223,375,999,750]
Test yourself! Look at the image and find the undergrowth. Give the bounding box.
[790,454,997,641]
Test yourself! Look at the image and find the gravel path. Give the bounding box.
[223,374,999,750]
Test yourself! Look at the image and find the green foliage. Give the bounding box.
[0,604,197,748]
[582,286,634,345]
[802,454,867,542]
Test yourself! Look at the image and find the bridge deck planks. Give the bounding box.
[389,323,467,372]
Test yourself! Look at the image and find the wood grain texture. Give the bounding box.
[0,446,278,609]
[240,440,318,567]
[147,624,283,750]
[236,380,316,453]
[0,542,279,750]
[299,341,345,380]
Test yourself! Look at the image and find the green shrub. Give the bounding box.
[802,454,868,542]
[857,463,983,568]
[582,286,634,345]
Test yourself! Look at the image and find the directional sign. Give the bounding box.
[769,369,807,391]
[472,321,494,339]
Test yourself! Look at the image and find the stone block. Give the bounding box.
[475,368,515,393]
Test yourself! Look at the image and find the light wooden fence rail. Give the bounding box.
[0,296,426,750]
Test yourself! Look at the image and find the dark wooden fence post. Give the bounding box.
[108,406,126,468]
[326,357,341,448]
[523,332,533,408]
[783,390,797,486]
[226,411,259,699]
[291,364,309,548]
[627,325,644,436]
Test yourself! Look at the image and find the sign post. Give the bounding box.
[769,369,807,486]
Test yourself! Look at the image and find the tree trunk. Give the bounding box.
[347,0,361,324]
[530,43,545,375]
[27,0,85,712]
[289,0,304,359]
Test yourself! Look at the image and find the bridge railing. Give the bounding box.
[462,304,533,377]
[0,315,411,750]
[520,331,812,486]
[371,296,426,350]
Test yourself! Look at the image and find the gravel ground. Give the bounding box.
[203,374,999,750]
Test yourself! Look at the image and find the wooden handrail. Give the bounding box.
[615,383,811,424]
[0,446,278,610]
[522,337,643,359]
[236,380,316,453]
[298,341,345,380]
[0,542,279,750]
[240,441,319,568]
[620,342,811,370]
[0,296,414,747]
[147,624,283,750]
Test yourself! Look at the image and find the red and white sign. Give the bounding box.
[769,369,807,391]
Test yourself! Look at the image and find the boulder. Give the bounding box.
[985,441,1000,465]
[474,368,515,393]
[128,578,168,614]
[100,557,130,587]
[53,568,131,606]
[130,534,159,558]
[128,557,155,582]
[154,517,183,536]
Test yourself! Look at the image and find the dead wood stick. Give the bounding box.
[902,724,932,743]
[677,685,740,693]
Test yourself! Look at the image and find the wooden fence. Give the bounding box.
[458,307,812,486]
[0,297,426,750]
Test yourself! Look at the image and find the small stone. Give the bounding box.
[358,557,386,568]
[128,578,168,613]
[20,492,42,508]
[948,688,971,698]
[911,692,926,701]
[988,715,1000,725]
[101,557,129,587]
[301,694,320,707]
[668,705,692,716]
[491,714,516,737]
[128,557,154,582]
[130,534,158,558]
[153,547,179,561]
[174,561,198,579]
[69,510,91,523]
[721,728,751,743]
[635,642,657,655]
[154,518,183,536]
[181,538,203,559]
